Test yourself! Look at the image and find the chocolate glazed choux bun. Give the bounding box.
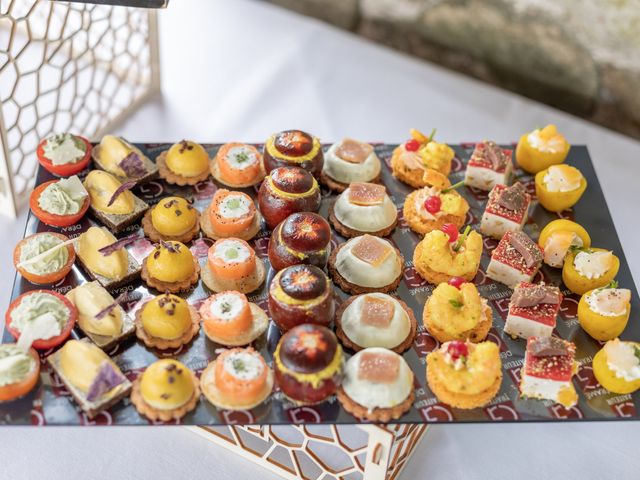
[268,212,331,271]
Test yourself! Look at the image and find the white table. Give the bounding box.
[1,0,638,478]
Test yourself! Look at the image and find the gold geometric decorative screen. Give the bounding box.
[0,0,160,216]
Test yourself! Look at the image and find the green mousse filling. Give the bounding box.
[10,293,68,334]
[19,234,68,275]
[0,345,35,387]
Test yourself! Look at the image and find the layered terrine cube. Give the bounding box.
[520,336,578,408]
[464,141,513,191]
[504,282,562,339]
[486,230,543,288]
[480,183,530,239]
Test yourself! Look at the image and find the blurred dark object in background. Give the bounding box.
[266,0,640,140]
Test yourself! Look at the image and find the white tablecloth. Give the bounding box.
[1,0,638,478]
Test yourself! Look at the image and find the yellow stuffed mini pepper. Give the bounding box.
[535,164,587,212]
[538,219,591,268]
[516,124,570,174]
[592,339,640,394]
[577,282,631,341]
[562,247,619,295]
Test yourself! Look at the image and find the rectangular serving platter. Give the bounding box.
[2,142,639,425]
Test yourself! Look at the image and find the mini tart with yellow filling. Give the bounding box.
[335,293,416,354]
[142,196,200,243]
[200,347,274,410]
[328,234,404,294]
[201,189,262,241]
[413,227,483,284]
[199,291,269,346]
[211,143,265,188]
[202,238,266,294]
[263,130,324,178]
[391,129,454,188]
[157,140,211,185]
[403,185,469,236]
[426,340,502,409]
[141,241,200,293]
[268,265,335,333]
[131,359,199,422]
[423,281,492,343]
[273,324,343,405]
[329,183,398,238]
[135,293,200,350]
[337,348,414,422]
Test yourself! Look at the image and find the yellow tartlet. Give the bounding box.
[135,293,200,349]
[413,229,483,284]
[593,339,640,394]
[141,241,200,293]
[424,282,492,342]
[142,196,200,243]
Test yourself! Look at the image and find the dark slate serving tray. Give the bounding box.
[2,142,638,425]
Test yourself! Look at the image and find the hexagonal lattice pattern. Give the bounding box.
[0,0,159,215]
[192,424,428,480]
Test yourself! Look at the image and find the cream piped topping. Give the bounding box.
[543,165,581,192]
[211,240,251,264]
[209,292,246,320]
[219,194,252,219]
[222,350,264,381]
[225,146,258,170]
[574,250,613,279]
[586,288,630,317]
[604,339,640,382]
[340,293,410,349]
[333,188,397,232]
[323,141,381,184]
[342,348,413,410]
[527,130,566,153]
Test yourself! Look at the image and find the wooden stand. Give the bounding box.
[188,424,428,480]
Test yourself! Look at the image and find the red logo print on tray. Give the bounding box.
[403,266,428,289]
[413,330,440,357]
[611,400,637,418]
[193,180,218,201]
[190,237,213,259]
[574,362,599,393]
[137,181,164,200]
[492,297,511,321]
[486,328,508,353]
[484,401,520,421]
[253,237,270,259]
[221,410,257,425]
[548,404,584,420]
[286,406,322,424]
[420,403,455,422]
[559,294,579,320]
[450,156,464,173]
[508,365,522,385]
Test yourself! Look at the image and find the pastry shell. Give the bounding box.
[412,240,478,285]
[156,150,211,186]
[337,384,415,422]
[135,303,201,350]
[319,170,382,194]
[130,369,200,422]
[141,207,201,243]
[328,202,397,239]
[141,255,200,293]
[423,298,492,343]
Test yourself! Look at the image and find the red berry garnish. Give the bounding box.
[447,341,469,360]
[423,195,441,214]
[405,139,420,152]
[441,223,459,243]
[448,277,465,289]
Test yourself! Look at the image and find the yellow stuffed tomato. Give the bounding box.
[562,248,619,295]
[538,219,591,268]
[535,165,587,212]
[593,339,640,394]
[578,284,631,341]
[515,124,570,174]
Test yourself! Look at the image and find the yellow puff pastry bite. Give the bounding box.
[403,182,469,235]
[391,129,454,188]
[413,225,483,284]
[426,340,502,409]
[538,219,591,268]
[592,339,640,395]
[131,359,199,421]
[135,293,200,350]
[142,196,200,243]
[92,135,157,182]
[141,241,200,293]
[423,280,492,343]
[562,247,620,295]
[535,164,587,212]
[66,281,135,349]
[76,226,141,289]
[578,282,631,341]
[157,140,211,185]
[516,124,570,174]
[48,339,131,418]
